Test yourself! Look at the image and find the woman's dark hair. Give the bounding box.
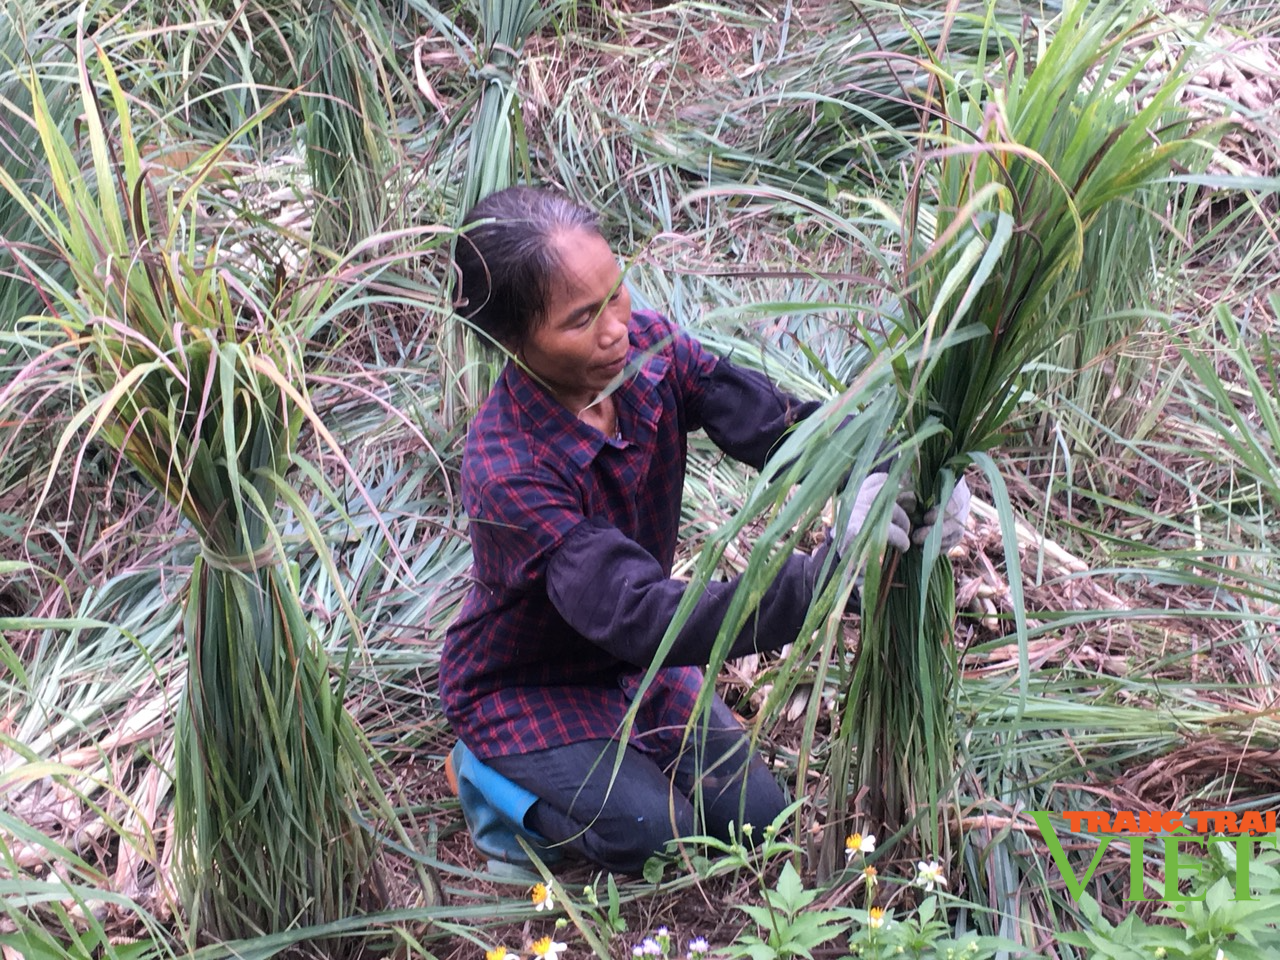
[454,186,601,349]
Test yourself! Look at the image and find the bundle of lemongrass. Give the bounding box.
[0,50,405,953]
[843,0,1215,855]
[443,0,550,422]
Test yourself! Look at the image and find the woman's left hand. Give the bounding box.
[841,472,913,556]
[910,477,971,551]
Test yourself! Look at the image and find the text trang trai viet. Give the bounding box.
[1031,809,1279,905]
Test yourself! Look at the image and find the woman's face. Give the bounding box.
[519,229,632,411]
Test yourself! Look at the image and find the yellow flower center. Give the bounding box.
[846,833,863,852]
[869,907,886,928]
[486,949,508,960]
[531,937,553,957]
[531,883,550,906]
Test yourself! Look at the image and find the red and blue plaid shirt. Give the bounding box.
[442,311,824,759]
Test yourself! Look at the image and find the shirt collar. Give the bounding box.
[504,330,671,471]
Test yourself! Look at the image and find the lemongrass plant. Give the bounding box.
[433,0,553,423]
[303,0,404,254]
[0,45,416,953]
[845,0,1217,854]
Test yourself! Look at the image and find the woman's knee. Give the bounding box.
[500,741,697,873]
[673,700,789,839]
[567,794,695,873]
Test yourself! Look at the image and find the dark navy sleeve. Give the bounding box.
[546,516,832,668]
[697,358,822,471]
[655,317,820,470]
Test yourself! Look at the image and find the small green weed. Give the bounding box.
[637,808,1033,960]
[727,859,854,960]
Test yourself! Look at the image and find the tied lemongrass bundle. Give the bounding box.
[0,44,423,954]
[844,0,1217,855]
[443,0,551,423]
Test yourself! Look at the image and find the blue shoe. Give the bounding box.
[446,741,563,868]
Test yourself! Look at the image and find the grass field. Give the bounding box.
[1,1,1278,958]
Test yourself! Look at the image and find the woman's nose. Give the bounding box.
[601,306,628,345]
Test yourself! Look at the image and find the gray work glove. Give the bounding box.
[906,476,971,551]
[839,472,912,557]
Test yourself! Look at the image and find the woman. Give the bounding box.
[441,186,967,874]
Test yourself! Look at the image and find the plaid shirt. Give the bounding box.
[442,311,824,760]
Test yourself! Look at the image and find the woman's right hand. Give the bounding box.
[909,477,971,551]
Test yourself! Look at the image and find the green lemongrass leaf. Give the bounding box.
[215,341,255,549]
[948,210,1014,334]
[72,34,124,254]
[0,876,152,911]
[0,633,30,689]
[1171,174,1280,191]
[921,230,987,334]
[969,452,1029,714]
[25,70,83,250]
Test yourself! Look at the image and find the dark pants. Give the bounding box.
[486,697,788,874]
